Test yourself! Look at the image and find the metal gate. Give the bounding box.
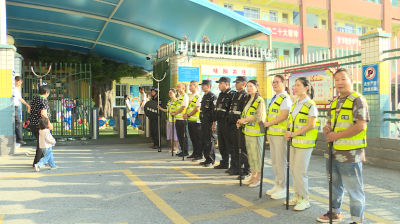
[22,62,92,139]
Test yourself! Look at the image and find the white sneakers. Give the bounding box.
[294,196,310,211]
[284,194,299,206]
[266,185,279,195]
[271,187,286,199]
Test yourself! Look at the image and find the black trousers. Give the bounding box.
[201,119,215,163]
[30,125,43,166]
[188,122,201,156]
[175,120,188,154]
[15,106,23,142]
[149,118,159,146]
[233,127,251,175]
[217,119,236,167]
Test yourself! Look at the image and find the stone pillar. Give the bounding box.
[359,29,392,138]
[14,54,24,77]
[0,45,16,155]
[299,1,307,62]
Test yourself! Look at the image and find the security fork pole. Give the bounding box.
[158,81,161,152]
[286,128,291,210]
[172,116,175,157]
[238,127,242,186]
[259,128,268,198]
[329,142,333,224]
[182,119,186,161]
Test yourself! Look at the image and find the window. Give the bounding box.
[115,83,128,106]
[334,21,339,31]
[321,20,327,29]
[282,13,288,24]
[345,23,356,34]
[223,3,233,11]
[269,10,278,22]
[272,48,279,58]
[283,50,290,60]
[362,26,368,34]
[244,7,259,19]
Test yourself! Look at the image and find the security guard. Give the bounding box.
[172,83,189,157]
[198,80,217,166]
[149,87,162,149]
[214,77,237,172]
[183,81,202,160]
[317,68,369,223]
[228,76,251,178]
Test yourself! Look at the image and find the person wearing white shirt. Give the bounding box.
[138,87,147,131]
[183,81,202,159]
[264,75,293,200]
[284,77,319,211]
[171,83,189,156]
[13,76,30,145]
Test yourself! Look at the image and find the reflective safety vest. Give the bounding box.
[175,93,187,119]
[167,99,177,122]
[331,92,367,150]
[241,96,265,137]
[267,93,290,136]
[187,94,201,123]
[288,100,320,148]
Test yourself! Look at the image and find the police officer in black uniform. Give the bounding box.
[228,76,251,179]
[214,77,237,173]
[198,80,217,167]
[149,87,162,149]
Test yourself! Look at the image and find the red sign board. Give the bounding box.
[259,24,302,40]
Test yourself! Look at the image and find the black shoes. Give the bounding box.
[176,153,189,157]
[214,164,229,169]
[192,156,203,162]
[204,163,214,167]
[187,154,196,158]
[228,170,240,176]
[199,161,207,165]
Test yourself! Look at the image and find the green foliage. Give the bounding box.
[32,45,144,83]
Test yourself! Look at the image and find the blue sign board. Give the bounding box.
[178,67,199,82]
[108,119,115,127]
[99,120,105,127]
[362,63,379,95]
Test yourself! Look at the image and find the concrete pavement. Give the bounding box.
[0,143,399,224]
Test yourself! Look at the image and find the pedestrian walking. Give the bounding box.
[214,77,237,173]
[13,76,30,145]
[228,76,251,179]
[317,68,369,224]
[199,80,217,166]
[171,83,189,157]
[29,84,53,167]
[236,80,266,188]
[34,117,58,172]
[284,77,320,211]
[158,88,179,153]
[183,81,202,160]
[264,75,292,199]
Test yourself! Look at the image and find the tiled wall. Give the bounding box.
[0,45,16,155]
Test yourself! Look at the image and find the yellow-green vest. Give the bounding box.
[187,94,201,123]
[330,92,367,150]
[175,93,187,119]
[167,99,177,122]
[288,100,320,148]
[241,96,265,137]
[267,93,290,136]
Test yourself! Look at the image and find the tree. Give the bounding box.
[30,45,145,117]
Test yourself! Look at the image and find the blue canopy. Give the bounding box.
[6,0,271,71]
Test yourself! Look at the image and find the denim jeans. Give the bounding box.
[326,159,365,222]
[37,147,56,168]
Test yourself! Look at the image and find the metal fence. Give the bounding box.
[22,62,92,139]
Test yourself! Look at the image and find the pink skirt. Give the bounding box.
[166,122,178,141]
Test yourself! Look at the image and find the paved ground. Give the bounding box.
[0,142,399,224]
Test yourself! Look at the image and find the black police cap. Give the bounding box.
[233,76,248,83]
[216,77,231,83]
[151,87,158,92]
[199,80,212,85]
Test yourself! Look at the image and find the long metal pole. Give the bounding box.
[182,119,186,161]
[329,142,333,224]
[238,127,242,186]
[286,127,291,210]
[172,115,175,157]
[259,128,267,198]
[157,81,161,152]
